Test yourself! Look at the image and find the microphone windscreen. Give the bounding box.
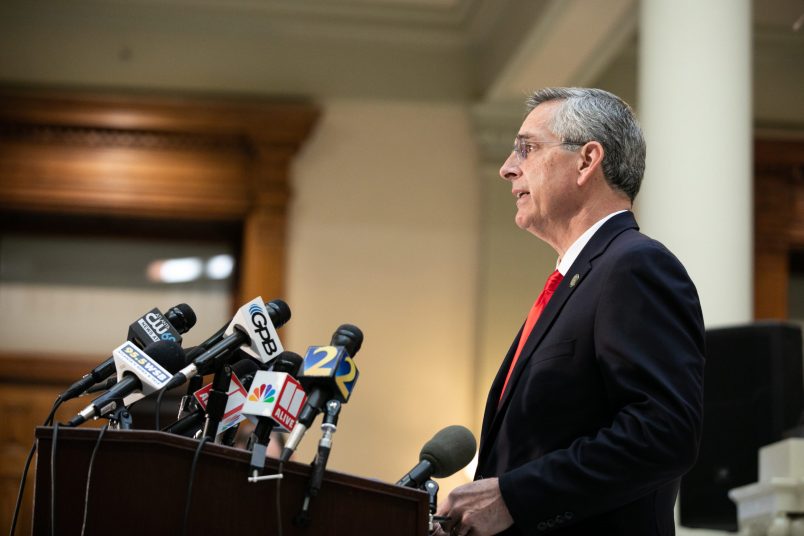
[420,425,477,478]
[271,351,304,376]
[330,324,363,357]
[142,340,187,374]
[166,303,197,333]
[230,358,261,381]
[266,299,291,328]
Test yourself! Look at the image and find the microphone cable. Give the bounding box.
[44,395,62,427]
[50,422,60,536]
[154,385,169,431]
[276,462,284,536]
[80,425,108,536]
[9,395,62,536]
[181,436,211,536]
[9,442,36,536]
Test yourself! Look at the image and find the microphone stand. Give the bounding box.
[201,363,233,441]
[423,479,441,533]
[177,375,203,419]
[295,400,341,527]
[108,404,133,430]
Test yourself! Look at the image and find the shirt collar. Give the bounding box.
[556,210,628,275]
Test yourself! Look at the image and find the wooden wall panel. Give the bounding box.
[0,354,103,536]
[0,140,251,219]
[0,88,318,534]
[754,139,804,319]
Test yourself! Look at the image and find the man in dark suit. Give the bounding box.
[435,88,705,536]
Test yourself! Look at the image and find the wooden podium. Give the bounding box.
[33,427,429,535]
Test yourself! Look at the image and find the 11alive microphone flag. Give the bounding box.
[193,373,250,436]
[242,371,306,431]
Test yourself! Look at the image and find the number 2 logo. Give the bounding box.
[334,356,358,401]
[305,346,339,376]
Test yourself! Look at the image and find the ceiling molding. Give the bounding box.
[484,0,638,101]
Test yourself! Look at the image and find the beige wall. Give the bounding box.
[281,98,482,489]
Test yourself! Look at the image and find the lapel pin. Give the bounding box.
[569,274,580,288]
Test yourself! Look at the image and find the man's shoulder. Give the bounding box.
[603,228,695,284]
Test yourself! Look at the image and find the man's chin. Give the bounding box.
[514,215,532,231]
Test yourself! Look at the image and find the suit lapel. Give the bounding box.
[479,328,521,445]
[478,212,639,463]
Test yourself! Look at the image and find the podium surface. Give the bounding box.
[33,426,429,535]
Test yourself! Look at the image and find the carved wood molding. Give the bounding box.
[0,89,317,221]
[0,87,318,303]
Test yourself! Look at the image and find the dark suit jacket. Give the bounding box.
[476,212,705,535]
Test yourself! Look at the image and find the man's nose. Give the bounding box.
[499,152,520,181]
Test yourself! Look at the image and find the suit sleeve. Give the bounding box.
[497,241,705,529]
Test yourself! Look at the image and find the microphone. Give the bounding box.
[67,340,187,427]
[60,303,196,401]
[396,425,477,488]
[183,299,290,362]
[242,352,307,474]
[163,358,261,438]
[296,399,342,525]
[279,324,363,463]
[163,297,291,391]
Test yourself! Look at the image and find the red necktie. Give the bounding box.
[499,270,564,401]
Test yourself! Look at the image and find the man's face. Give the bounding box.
[499,101,582,239]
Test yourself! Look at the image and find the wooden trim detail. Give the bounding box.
[754,139,804,319]
[0,87,318,534]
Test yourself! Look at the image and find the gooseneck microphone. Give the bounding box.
[280,324,363,463]
[60,303,196,401]
[67,340,187,427]
[396,425,477,488]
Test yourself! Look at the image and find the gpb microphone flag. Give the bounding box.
[165,297,290,390]
[224,297,284,364]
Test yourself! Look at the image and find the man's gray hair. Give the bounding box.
[526,87,646,201]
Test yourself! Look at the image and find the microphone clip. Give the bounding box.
[107,404,134,430]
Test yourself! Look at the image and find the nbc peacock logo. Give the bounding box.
[248,383,276,403]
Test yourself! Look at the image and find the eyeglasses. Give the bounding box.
[512,137,586,161]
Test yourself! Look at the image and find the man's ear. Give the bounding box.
[576,141,605,186]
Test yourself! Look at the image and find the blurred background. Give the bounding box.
[0,0,802,534]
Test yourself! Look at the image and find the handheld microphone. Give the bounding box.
[60,303,196,401]
[163,359,261,437]
[83,376,118,395]
[396,425,477,488]
[280,324,363,463]
[243,352,307,473]
[67,340,186,427]
[183,299,290,362]
[296,399,342,526]
[164,297,290,391]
